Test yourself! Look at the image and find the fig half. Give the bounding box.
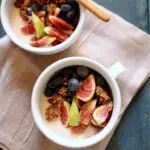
[76,74,96,102]
[93,102,113,126]
[80,99,97,125]
[60,101,70,127]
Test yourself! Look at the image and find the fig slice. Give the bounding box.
[30,36,56,47]
[21,22,35,34]
[91,118,99,126]
[80,100,97,125]
[32,12,45,38]
[49,15,74,30]
[71,124,87,134]
[76,98,85,110]
[44,27,68,42]
[76,74,96,102]
[93,102,113,125]
[69,97,80,127]
[54,7,61,16]
[60,101,70,127]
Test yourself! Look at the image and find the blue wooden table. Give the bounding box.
[0,0,149,149]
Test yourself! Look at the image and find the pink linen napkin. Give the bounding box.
[0,8,150,150]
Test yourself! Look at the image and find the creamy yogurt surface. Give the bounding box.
[10,6,34,44]
[40,95,99,140]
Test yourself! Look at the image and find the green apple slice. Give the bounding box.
[69,97,80,127]
[32,12,45,38]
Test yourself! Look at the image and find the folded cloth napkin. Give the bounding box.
[0,7,150,150]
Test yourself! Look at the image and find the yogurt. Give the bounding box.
[40,95,100,140]
[10,6,34,44]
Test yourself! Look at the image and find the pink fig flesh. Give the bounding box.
[76,98,85,110]
[71,124,87,134]
[30,36,56,47]
[80,100,97,125]
[49,15,74,30]
[76,74,96,102]
[60,101,70,127]
[44,27,68,42]
[93,102,113,126]
[21,22,35,34]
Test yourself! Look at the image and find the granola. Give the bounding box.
[45,93,64,121]
[96,86,111,105]
[58,87,68,97]
[13,0,80,47]
[20,7,30,21]
[42,66,113,134]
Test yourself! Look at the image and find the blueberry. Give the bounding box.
[67,10,76,20]
[26,7,33,16]
[72,73,78,78]
[42,5,48,13]
[77,66,89,78]
[67,0,75,5]
[32,3,41,12]
[68,78,80,92]
[73,17,79,27]
[53,77,63,87]
[47,81,55,89]
[44,87,54,97]
[63,68,73,77]
[95,75,105,86]
[60,4,72,13]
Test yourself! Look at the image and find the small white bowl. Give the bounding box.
[1,0,85,55]
[32,57,123,148]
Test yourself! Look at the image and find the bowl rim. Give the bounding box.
[1,0,85,55]
[31,57,121,148]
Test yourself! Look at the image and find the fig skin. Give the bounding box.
[71,124,87,134]
[76,74,96,102]
[93,102,113,126]
[80,99,97,125]
[49,15,74,30]
[60,101,70,127]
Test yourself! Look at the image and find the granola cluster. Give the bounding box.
[45,86,69,121]
[96,86,111,105]
[20,7,30,21]
[43,65,113,133]
[14,0,66,21]
[45,93,65,121]
[15,0,67,8]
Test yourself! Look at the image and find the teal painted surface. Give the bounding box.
[0,0,149,150]
[97,0,149,32]
[107,79,150,150]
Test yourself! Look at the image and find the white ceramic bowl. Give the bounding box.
[1,0,85,55]
[32,57,123,148]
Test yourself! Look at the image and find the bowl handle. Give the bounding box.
[107,62,125,79]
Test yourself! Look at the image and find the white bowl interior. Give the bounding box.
[32,57,121,148]
[1,0,85,55]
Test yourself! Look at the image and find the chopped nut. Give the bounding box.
[54,0,67,4]
[24,0,32,7]
[45,105,60,121]
[45,93,64,121]
[14,0,24,8]
[96,86,111,105]
[47,3,57,15]
[20,7,30,21]
[58,87,68,97]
